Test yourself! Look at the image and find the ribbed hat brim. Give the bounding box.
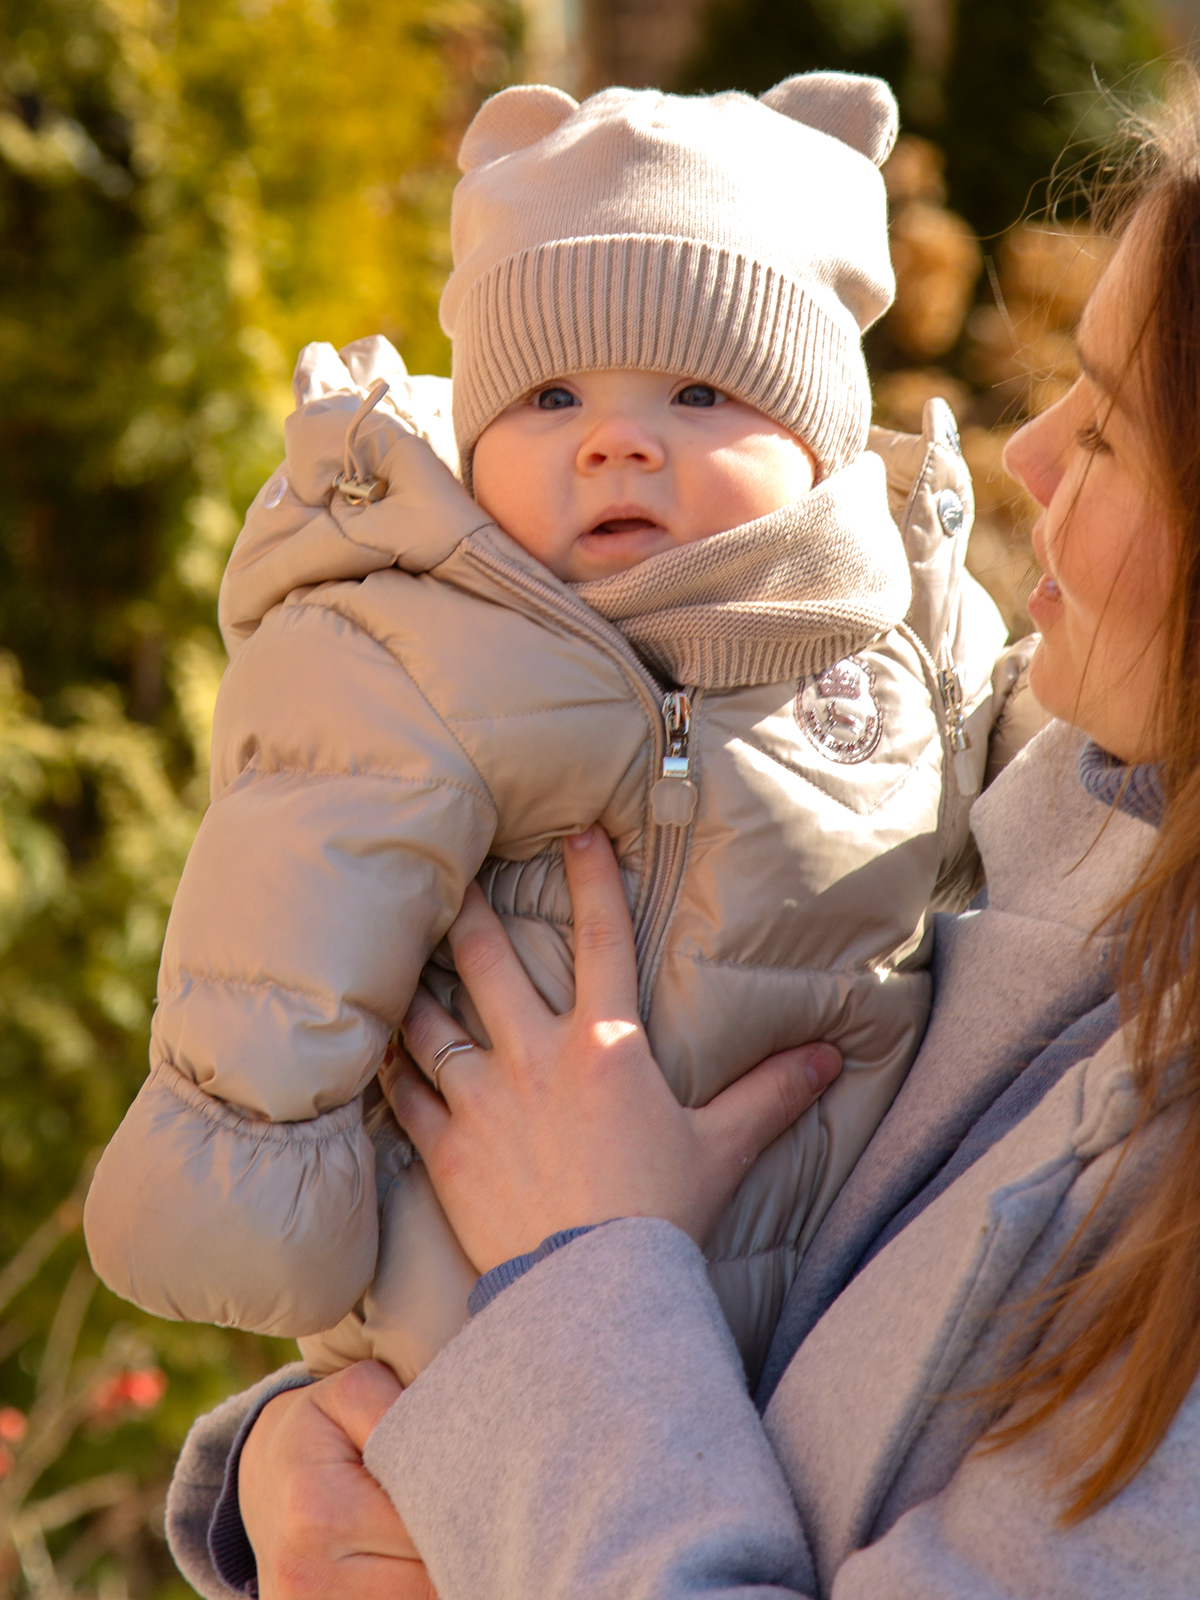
[449,235,870,481]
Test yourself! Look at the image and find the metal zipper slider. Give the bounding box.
[651,690,699,825]
[938,663,978,795]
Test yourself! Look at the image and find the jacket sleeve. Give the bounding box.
[365,1220,818,1599]
[360,1217,1200,1600]
[86,575,498,1340]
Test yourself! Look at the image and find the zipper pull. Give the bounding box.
[651,690,699,825]
[938,663,978,796]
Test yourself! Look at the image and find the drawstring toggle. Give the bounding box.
[333,379,391,505]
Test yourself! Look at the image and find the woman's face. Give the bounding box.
[1004,205,1177,765]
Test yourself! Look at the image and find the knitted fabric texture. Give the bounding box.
[573,451,909,689]
[442,74,898,479]
[1078,740,1166,827]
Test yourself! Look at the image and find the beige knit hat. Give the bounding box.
[441,72,898,481]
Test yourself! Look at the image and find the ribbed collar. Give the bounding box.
[1078,740,1165,827]
[570,452,909,690]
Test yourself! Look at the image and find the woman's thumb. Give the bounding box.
[700,1043,842,1175]
[316,1360,403,1453]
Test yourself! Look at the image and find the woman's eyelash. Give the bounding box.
[1078,421,1110,453]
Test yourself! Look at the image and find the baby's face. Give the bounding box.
[471,370,816,582]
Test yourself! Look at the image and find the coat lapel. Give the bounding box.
[763,1025,1137,1592]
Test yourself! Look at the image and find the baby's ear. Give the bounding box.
[760,72,898,168]
[458,84,579,173]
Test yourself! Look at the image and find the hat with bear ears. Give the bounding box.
[442,72,898,483]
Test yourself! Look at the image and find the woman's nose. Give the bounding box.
[578,416,666,474]
[1002,407,1063,509]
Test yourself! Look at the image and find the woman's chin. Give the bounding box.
[1026,641,1070,727]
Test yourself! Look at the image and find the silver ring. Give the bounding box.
[430,1038,476,1094]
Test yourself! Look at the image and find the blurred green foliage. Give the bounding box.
[681,0,1167,236]
[0,0,514,1593]
[945,0,1166,236]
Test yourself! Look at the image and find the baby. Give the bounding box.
[86,72,1012,1386]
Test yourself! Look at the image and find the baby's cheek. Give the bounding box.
[472,427,556,555]
[685,436,815,532]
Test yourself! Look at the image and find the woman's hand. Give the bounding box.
[239,1362,435,1600]
[384,827,842,1274]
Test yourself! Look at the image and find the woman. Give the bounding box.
[170,80,1200,1598]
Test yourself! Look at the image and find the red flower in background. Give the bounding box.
[89,1368,167,1420]
[0,1408,27,1443]
[0,1409,27,1475]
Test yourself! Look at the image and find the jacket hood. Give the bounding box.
[221,336,909,691]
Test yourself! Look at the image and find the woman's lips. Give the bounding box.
[1027,572,1062,625]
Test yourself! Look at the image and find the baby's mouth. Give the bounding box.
[588,517,662,536]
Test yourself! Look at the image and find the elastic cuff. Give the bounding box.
[207,1371,315,1596]
[467,1225,606,1317]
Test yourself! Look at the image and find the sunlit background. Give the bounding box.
[0,1,1195,1594]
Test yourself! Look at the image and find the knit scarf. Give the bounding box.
[571,451,910,690]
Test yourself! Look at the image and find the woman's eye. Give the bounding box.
[1077,420,1110,455]
[535,386,578,411]
[674,383,725,408]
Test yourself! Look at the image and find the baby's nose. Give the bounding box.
[578,418,665,472]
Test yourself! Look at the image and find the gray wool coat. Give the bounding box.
[167,724,1199,1599]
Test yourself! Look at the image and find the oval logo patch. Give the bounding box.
[797,656,883,764]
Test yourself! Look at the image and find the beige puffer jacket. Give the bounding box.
[85,339,1014,1385]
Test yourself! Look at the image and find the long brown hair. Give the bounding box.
[983,67,1200,1521]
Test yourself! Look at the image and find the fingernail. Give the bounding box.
[565,826,595,851]
[802,1045,841,1092]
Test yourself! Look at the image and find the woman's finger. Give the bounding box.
[240,1378,436,1600]
[314,1361,403,1458]
[444,884,551,1046]
[366,1557,439,1600]
[382,1047,451,1157]
[319,1553,438,1600]
[694,1043,842,1178]
[400,983,488,1099]
[562,828,639,1021]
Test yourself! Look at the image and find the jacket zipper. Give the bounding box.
[937,655,976,795]
[897,621,977,807]
[463,541,700,1007]
[636,688,702,998]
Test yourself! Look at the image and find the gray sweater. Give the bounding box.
[168,726,1195,1598]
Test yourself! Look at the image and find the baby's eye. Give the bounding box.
[673,383,726,408]
[534,385,578,411]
